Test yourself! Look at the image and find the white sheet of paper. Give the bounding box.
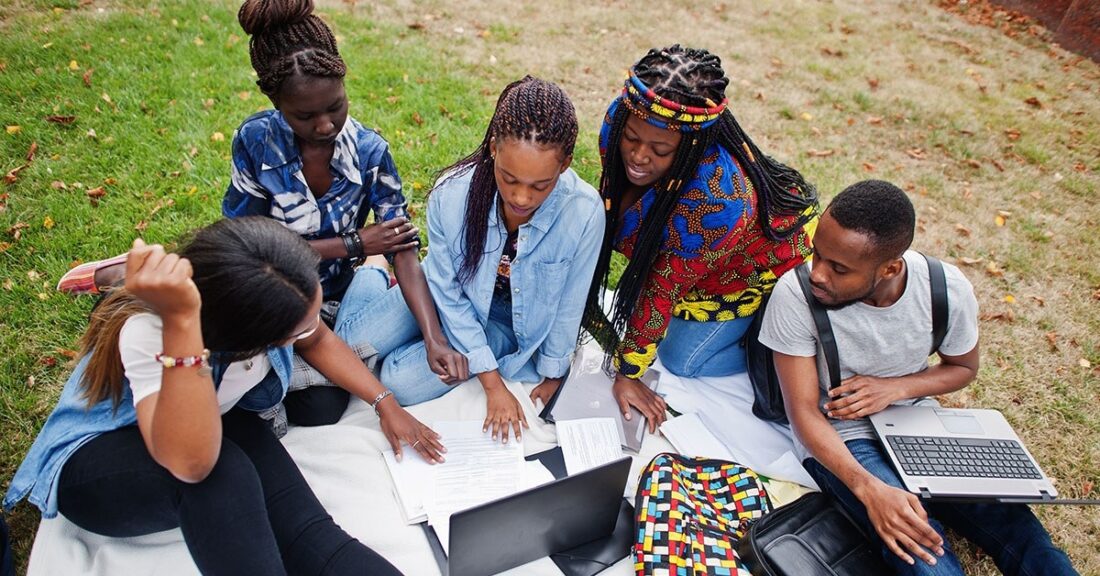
[659,413,736,461]
[556,417,624,475]
[425,420,525,552]
[381,449,434,524]
[523,459,556,489]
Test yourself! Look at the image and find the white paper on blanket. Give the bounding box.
[556,417,624,475]
[660,413,736,461]
[425,420,525,552]
[381,449,433,524]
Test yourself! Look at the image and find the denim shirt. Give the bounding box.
[423,167,604,381]
[4,345,294,518]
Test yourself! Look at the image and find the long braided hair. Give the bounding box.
[435,76,579,285]
[238,0,346,99]
[585,45,818,358]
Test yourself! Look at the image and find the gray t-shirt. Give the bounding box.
[758,250,979,460]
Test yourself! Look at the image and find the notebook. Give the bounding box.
[423,456,632,576]
[870,405,1061,503]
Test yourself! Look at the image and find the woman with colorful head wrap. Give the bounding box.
[582,45,820,430]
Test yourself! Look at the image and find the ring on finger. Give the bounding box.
[412,439,421,448]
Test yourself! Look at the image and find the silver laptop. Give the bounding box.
[543,342,659,452]
[870,405,1058,502]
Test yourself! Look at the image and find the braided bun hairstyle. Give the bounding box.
[435,76,579,285]
[238,0,346,98]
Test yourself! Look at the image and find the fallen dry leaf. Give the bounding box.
[43,215,54,229]
[1028,295,1045,307]
[965,158,982,169]
[26,141,37,162]
[994,214,1006,227]
[1045,332,1059,351]
[1029,191,1042,200]
[1,278,11,291]
[412,111,423,126]
[807,149,835,157]
[4,164,28,185]
[50,180,66,190]
[45,114,77,125]
[5,125,20,135]
[820,46,844,57]
[1080,358,1092,368]
[86,186,107,204]
[979,311,1014,322]
[210,132,225,142]
[237,91,251,101]
[866,77,879,90]
[906,148,926,160]
[956,256,983,266]
[985,261,1004,277]
[82,68,93,87]
[866,116,882,125]
[955,224,971,237]
[862,162,875,172]
[1024,96,1042,108]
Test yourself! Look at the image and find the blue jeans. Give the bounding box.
[656,315,752,377]
[803,439,1077,576]
[335,267,521,406]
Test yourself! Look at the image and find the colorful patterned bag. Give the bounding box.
[634,453,771,575]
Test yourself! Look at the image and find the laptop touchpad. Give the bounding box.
[935,410,984,435]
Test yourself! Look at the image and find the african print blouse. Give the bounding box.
[599,100,814,379]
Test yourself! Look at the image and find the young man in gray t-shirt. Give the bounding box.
[759,180,1075,575]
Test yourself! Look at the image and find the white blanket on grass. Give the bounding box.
[27,367,811,576]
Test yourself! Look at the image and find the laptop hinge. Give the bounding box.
[1039,490,1055,502]
[918,487,933,500]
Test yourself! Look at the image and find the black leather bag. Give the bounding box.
[736,492,890,576]
[744,291,786,424]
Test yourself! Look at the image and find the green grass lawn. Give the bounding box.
[0,0,561,568]
[2,0,1099,573]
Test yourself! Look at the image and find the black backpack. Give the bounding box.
[746,254,949,424]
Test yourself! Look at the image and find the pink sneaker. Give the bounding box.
[56,253,129,295]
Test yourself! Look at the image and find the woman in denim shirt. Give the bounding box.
[330,77,603,442]
[5,218,441,574]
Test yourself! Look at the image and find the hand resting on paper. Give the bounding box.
[612,373,666,434]
[479,370,528,444]
[377,396,446,464]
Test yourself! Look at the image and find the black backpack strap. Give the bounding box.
[794,265,841,390]
[923,254,949,354]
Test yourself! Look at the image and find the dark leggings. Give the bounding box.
[284,386,350,427]
[57,409,400,576]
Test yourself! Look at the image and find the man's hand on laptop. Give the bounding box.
[613,373,666,433]
[825,375,901,420]
[856,479,945,566]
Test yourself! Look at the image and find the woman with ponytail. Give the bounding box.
[6,218,423,574]
[332,77,603,443]
[580,45,820,431]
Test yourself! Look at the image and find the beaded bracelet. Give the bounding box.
[154,349,211,369]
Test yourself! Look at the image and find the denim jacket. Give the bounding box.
[4,346,294,518]
[424,167,604,381]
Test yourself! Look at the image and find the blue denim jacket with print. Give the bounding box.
[4,345,294,518]
[424,167,604,382]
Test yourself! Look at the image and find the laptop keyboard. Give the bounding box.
[886,435,1043,479]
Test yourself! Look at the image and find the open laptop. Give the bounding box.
[423,456,632,576]
[870,405,1061,503]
